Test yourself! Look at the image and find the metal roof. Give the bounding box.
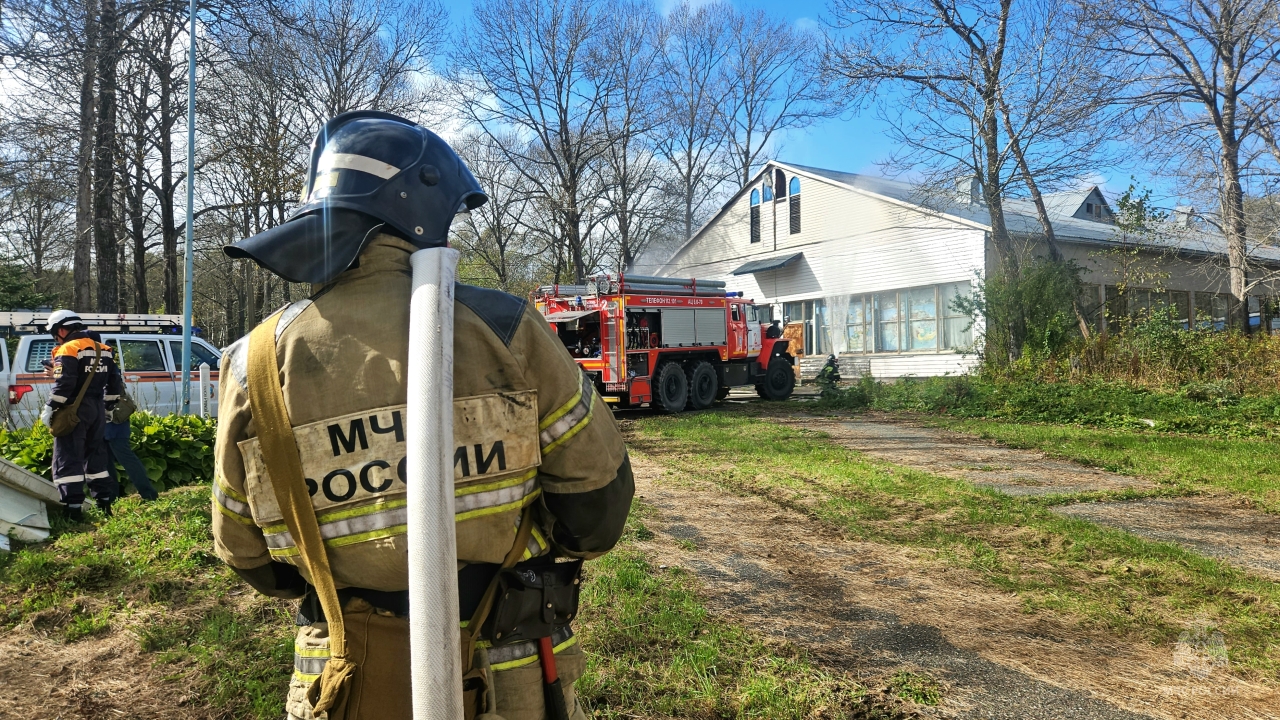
[732,253,804,275]
[781,163,1280,265]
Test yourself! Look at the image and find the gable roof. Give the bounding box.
[667,161,1280,268]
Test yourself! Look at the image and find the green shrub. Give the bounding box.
[0,413,216,492]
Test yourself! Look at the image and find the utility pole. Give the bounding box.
[180,0,196,414]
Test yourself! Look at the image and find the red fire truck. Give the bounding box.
[534,274,795,412]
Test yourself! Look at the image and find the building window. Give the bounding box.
[941,282,972,348]
[750,189,760,244]
[1195,292,1229,329]
[789,178,801,234]
[762,179,774,202]
[875,292,899,352]
[847,296,868,352]
[775,169,787,199]
[907,287,937,350]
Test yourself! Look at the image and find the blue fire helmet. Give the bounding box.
[224,111,488,284]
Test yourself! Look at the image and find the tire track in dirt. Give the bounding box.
[629,454,1280,720]
[0,629,214,719]
[814,414,1280,581]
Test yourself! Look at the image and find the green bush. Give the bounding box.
[0,413,216,493]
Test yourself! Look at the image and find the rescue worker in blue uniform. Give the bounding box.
[40,310,124,521]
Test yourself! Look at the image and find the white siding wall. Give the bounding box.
[660,170,986,378]
[664,172,985,301]
[868,353,980,379]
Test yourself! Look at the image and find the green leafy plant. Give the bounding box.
[0,413,216,492]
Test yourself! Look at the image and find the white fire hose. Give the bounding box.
[405,246,463,720]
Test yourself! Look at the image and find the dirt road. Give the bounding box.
[629,452,1280,719]
[814,414,1280,581]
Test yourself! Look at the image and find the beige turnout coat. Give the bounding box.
[211,235,630,719]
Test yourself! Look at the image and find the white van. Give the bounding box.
[0,313,222,429]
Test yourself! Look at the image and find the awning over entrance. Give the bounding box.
[543,309,596,323]
[731,252,803,275]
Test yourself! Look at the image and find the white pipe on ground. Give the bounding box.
[198,363,211,418]
[405,247,463,720]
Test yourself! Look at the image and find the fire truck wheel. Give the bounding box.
[687,361,719,410]
[655,362,689,413]
[756,357,795,401]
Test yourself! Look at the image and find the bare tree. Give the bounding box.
[826,0,1023,267]
[596,0,672,270]
[453,132,537,291]
[1089,0,1280,329]
[451,0,617,283]
[654,0,732,243]
[722,8,833,187]
[279,0,447,121]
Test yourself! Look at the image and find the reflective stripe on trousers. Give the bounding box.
[292,625,577,683]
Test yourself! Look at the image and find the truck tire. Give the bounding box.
[755,357,795,401]
[687,361,719,410]
[655,362,688,413]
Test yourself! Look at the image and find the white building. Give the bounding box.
[657,161,1280,379]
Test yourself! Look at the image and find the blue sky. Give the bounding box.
[438,0,1177,206]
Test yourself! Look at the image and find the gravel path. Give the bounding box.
[630,457,1280,720]
[820,415,1153,496]
[1056,497,1280,580]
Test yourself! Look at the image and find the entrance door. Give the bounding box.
[746,304,762,355]
[727,302,748,358]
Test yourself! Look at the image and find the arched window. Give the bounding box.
[775,169,787,198]
[789,177,801,234]
[762,181,773,202]
[749,189,761,243]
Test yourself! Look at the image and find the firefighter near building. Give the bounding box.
[535,275,796,412]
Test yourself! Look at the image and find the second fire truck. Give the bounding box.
[535,274,795,412]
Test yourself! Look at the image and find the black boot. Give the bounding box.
[65,506,84,523]
[97,502,113,518]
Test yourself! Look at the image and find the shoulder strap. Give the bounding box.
[246,314,355,715]
[68,342,101,412]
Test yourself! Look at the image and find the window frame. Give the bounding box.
[115,338,169,372]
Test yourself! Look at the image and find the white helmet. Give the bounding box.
[46,309,83,333]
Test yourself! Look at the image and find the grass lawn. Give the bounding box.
[935,418,1280,513]
[0,489,295,719]
[0,485,900,719]
[577,501,907,718]
[624,408,1280,680]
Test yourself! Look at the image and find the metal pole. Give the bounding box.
[180,0,196,415]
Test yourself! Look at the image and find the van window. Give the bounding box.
[169,340,219,370]
[117,340,167,371]
[25,339,55,372]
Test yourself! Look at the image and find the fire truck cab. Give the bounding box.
[535,275,795,412]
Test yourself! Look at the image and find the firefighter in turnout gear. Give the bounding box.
[41,310,124,522]
[212,111,633,720]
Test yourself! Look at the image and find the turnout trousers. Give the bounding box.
[285,599,587,720]
[52,400,116,509]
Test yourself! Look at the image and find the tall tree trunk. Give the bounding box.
[160,75,179,314]
[1001,102,1091,339]
[1221,139,1249,332]
[75,0,100,311]
[129,142,149,312]
[93,0,120,312]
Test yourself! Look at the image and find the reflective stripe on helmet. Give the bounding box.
[316,152,401,180]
